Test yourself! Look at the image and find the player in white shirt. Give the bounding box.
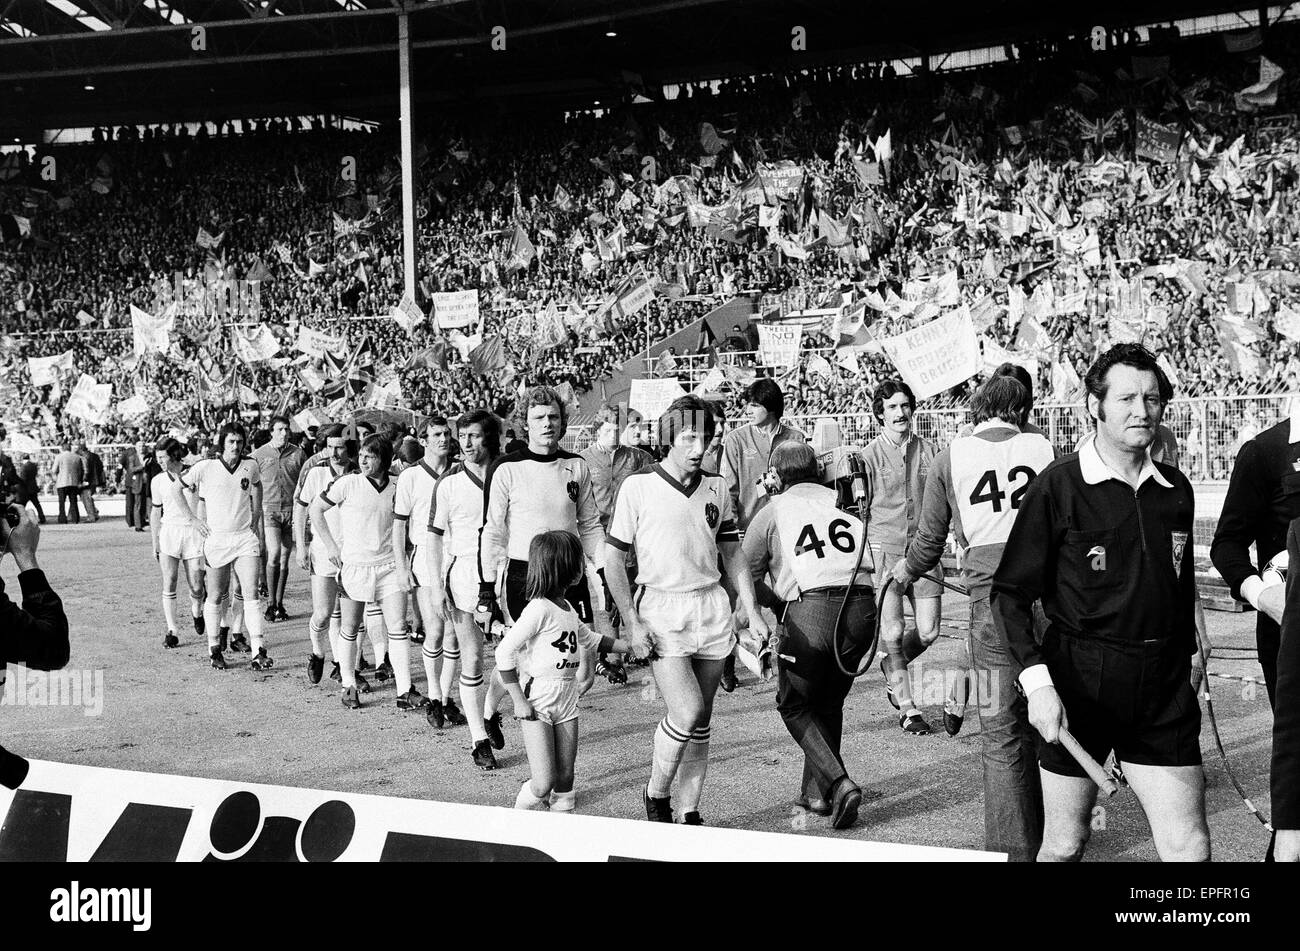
[294,424,358,686]
[605,395,769,825]
[428,409,502,768]
[477,386,607,734]
[180,423,271,671]
[496,531,635,812]
[149,436,206,650]
[311,434,429,712]
[394,416,466,727]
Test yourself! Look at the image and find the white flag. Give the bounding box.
[390,290,425,333]
[880,305,980,401]
[131,304,174,357]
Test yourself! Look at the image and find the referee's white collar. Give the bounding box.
[1078,437,1173,489]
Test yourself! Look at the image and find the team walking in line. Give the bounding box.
[138,347,1239,855]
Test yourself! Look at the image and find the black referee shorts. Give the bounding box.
[1038,629,1202,778]
[504,558,594,626]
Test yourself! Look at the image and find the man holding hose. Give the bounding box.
[991,344,1209,862]
[894,375,1054,861]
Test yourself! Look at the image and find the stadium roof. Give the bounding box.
[0,0,1276,139]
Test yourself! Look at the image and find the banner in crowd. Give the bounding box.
[116,393,151,419]
[64,374,112,424]
[130,304,174,357]
[430,290,479,330]
[295,327,347,359]
[195,228,224,249]
[0,760,985,862]
[1276,305,1300,342]
[629,377,688,421]
[232,324,280,364]
[26,350,74,386]
[1135,116,1183,163]
[390,291,425,333]
[7,431,41,455]
[602,274,656,326]
[880,305,979,401]
[757,322,802,367]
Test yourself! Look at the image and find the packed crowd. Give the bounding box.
[2,21,1299,461]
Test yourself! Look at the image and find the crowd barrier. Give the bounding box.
[11,395,1288,493]
[563,395,1294,485]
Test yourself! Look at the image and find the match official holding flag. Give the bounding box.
[991,344,1208,862]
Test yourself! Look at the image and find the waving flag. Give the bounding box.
[505,225,535,272]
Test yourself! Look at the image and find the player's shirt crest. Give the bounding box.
[1171,531,1188,577]
[704,502,719,528]
[566,480,579,503]
[240,477,250,491]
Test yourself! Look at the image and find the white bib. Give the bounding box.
[951,432,1055,548]
[771,486,872,594]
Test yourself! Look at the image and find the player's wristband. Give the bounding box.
[498,668,520,685]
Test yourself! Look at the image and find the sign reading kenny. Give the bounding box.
[0,760,999,862]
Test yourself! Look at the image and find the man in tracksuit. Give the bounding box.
[719,378,803,691]
[991,344,1209,862]
[893,375,1055,861]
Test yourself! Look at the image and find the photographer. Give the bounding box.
[1,506,71,789]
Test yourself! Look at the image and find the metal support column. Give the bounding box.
[398,10,417,302]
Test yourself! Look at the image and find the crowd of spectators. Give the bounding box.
[2,20,1299,486]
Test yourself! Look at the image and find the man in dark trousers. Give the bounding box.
[16,455,46,524]
[77,442,104,523]
[1211,400,1300,708]
[119,442,144,528]
[1272,515,1300,861]
[992,344,1208,862]
[53,443,83,525]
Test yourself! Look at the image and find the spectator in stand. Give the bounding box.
[503,428,526,455]
[53,442,84,525]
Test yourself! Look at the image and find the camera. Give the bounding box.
[0,480,20,530]
[755,467,783,497]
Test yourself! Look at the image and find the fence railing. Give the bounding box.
[14,444,134,497]
[562,395,1296,485]
[645,350,1295,401]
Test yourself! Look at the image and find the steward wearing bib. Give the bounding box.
[742,442,872,830]
[896,375,1054,862]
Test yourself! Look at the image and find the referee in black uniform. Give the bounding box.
[1211,400,1300,708]
[991,344,1209,862]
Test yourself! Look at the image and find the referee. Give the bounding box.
[991,344,1209,862]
